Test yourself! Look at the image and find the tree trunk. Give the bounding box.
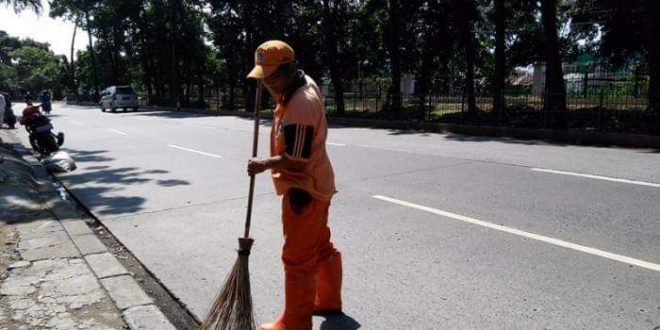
[465,30,477,113]
[387,0,402,113]
[492,0,506,115]
[540,0,566,128]
[198,72,205,103]
[84,11,99,99]
[137,2,153,105]
[169,0,182,102]
[417,50,433,114]
[69,19,78,96]
[104,26,119,85]
[243,1,255,112]
[646,0,660,112]
[323,0,345,115]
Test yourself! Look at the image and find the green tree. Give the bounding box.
[491,0,506,114]
[572,0,660,112]
[540,0,567,127]
[322,0,347,115]
[0,0,40,13]
[9,46,66,95]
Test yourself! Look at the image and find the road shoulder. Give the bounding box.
[0,129,177,330]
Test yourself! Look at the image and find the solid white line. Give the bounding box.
[531,168,660,188]
[372,195,660,272]
[106,129,127,135]
[327,142,346,146]
[70,121,86,126]
[167,144,222,158]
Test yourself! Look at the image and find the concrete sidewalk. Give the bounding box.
[0,129,176,330]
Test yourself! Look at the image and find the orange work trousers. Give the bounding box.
[281,190,337,276]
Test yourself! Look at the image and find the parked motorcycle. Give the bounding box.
[23,108,64,155]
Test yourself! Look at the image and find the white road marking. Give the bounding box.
[531,168,660,188]
[168,144,222,158]
[70,121,86,126]
[327,142,346,146]
[134,117,151,121]
[373,195,660,272]
[353,143,409,153]
[184,123,217,130]
[106,129,127,135]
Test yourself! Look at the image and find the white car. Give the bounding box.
[99,86,139,112]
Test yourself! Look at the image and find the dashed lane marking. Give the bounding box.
[106,129,127,135]
[531,168,660,188]
[373,195,660,272]
[167,144,222,159]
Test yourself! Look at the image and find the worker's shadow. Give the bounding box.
[318,312,361,330]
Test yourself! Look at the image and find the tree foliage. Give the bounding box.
[0,0,40,13]
[0,31,66,96]
[2,0,655,114]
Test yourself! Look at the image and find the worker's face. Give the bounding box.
[262,64,295,95]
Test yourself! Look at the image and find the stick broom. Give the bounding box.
[201,82,263,330]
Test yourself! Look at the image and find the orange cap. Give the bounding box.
[247,40,295,79]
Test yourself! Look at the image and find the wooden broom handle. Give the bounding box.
[244,82,263,239]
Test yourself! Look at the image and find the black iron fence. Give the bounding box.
[69,81,660,135]
[320,82,660,135]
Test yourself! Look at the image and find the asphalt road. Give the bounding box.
[23,104,660,329]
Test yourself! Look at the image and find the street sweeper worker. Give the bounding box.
[247,40,343,330]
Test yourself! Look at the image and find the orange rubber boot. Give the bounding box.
[260,274,315,330]
[313,251,342,314]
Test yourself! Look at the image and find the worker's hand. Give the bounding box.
[247,157,267,176]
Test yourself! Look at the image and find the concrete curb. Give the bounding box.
[1,130,177,330]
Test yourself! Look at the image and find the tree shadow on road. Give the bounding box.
[124,109,218,119]
[56,148,191,217]
[318,312,361,330]
[123,109,277,126]
[443,133,566,146]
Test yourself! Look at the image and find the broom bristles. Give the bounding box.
[201,238,255,330]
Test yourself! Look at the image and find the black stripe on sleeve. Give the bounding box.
[283,124,314,159]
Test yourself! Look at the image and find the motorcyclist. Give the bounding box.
[20,104,41,126]
[40,90,52,114]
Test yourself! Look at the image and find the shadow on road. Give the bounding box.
[57,148,191,217]
[443,133,565,146]
[319,312,361,330]
[125,110,218,119]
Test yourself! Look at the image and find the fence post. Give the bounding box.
[376,83,381,112]
[583,71,589,99]
[427,93,432,121]
[597,89,604,131]
[353,82,357,112]
[542,90,548,129]
[498,92,504,127]
[633,61,640,98]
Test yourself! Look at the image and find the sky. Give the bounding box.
[0,1,89,60]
